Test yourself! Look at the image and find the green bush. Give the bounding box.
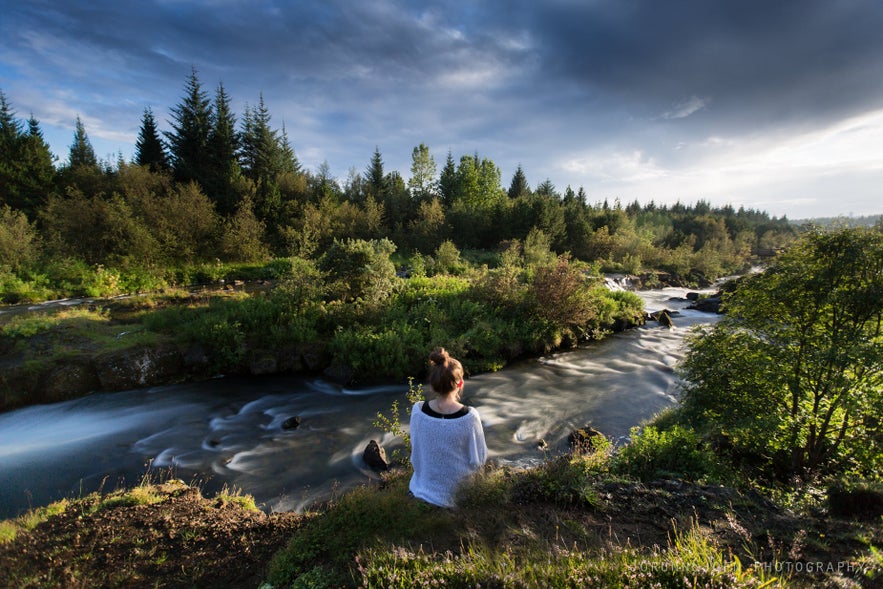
[614,425,726,483]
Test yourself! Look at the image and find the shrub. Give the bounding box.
[614,425,726,483]
[319,238,398,303]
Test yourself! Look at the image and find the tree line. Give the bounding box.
[1,71,797,301]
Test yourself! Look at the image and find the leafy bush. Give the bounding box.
[679,227,883,480]
[319,238,398,303]
[614,425,726,483]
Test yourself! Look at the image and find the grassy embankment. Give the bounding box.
[1,418,880,588]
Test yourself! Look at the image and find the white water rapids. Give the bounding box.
[0,286,721,518]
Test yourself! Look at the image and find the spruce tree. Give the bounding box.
[239,94,285,228]
[278,123,302,176]
[240,94,282,184]
[68,116,98,169]
[438,150,457,208]
[205,82,240,215]
[0,95,55,217]
[364,146,385,202]
[18,116,56,216]
[507,164,530,199]
[0,92,23,211]
[134,107,168,171]
[165,68,212,189]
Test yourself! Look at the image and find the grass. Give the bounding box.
[98,485,166,510]
[215,484,260,512]
[354,529,785,588]
[263,463,797,589]
[0,499,69,545]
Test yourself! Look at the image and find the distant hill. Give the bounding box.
[792,213,882,227]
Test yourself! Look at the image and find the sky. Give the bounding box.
[2,0,883,220]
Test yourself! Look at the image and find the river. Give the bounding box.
[0,286,721,519]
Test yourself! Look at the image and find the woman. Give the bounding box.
[409,347,488,507]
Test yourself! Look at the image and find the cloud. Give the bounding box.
[2,0,883,218]
[663,96,709,120]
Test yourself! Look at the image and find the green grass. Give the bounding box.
[355,531,785,589]
[0,499,69,545]
[215,485,260,512]
[263,461,790,589]
[98,486,165,510]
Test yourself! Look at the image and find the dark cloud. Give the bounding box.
[522,0,883,127]
[2,0,883,216]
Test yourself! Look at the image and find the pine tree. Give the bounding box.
[18,116,56,215]
[134,107,168,171]
[0,92,24,210]
[165,68,213,188]
[0,95,55,217]
[438,150,457,208]
[364,146,385,202]
[0,91,22,162]
[239,94,286,229]
[205,82,240,215]
[240,94,282,184]
[507,164,530,199]
[68,116,98,169]
[278,123,302,176]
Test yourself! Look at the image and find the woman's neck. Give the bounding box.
[430,394,463,414]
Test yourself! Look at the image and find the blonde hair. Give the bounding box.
[427,347,464,396]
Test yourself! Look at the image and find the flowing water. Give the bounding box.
[0,286,720,519]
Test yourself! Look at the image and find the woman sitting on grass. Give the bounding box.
[409,347,488,507]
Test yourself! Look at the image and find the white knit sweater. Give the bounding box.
[408,401,488,508]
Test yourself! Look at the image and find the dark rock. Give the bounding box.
[40,361,100,401]
[282,415,301,430]
[686,292,700,301]
[650,309,674,327]
[363,439,389,471]
[95,344,183,391]
[182,345,210,372]
[689,296,722,314]
[568,426,606,453]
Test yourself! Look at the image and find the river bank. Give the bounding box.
[2,455,879,588]
[1,262,664,414]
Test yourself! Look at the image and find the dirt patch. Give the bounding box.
[0,481,300,589]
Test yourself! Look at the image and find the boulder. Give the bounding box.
[95,344,183,391]
[282,415,301,430]
[363,439,389,471]
[40,361,100,401]
[650,309,674,327]
[568,426,606,453]
[689,296,722,314]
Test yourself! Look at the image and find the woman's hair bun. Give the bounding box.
[429,347,449,366]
